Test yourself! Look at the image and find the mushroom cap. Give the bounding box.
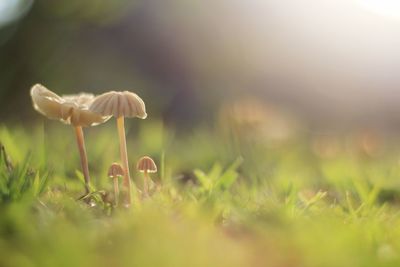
[89,91,147,119]
[107,162,124,177]
[30,84,111,127]
[136,156,157,173]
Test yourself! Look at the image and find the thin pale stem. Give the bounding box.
[113,177,119,206]
[117,116,132,205]
[143,170,149,197]
[74,126,90,194]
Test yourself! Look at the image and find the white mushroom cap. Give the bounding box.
[30,84,111,127]
[136,156,157,173]
[89,91,147,119]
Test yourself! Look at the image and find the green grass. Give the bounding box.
[1,121,400,267]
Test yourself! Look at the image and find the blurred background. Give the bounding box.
[2,0,400,133]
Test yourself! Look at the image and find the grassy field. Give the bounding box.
[1,120,400,267]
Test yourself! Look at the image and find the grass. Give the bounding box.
[1,120,400,267]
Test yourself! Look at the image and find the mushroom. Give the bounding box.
[89,91,147,205]
[136,156,157,197]
[30,84,111,194]
[107,162,124,206]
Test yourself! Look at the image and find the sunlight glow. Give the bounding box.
[0,0,33,27]
[357,0,400,19]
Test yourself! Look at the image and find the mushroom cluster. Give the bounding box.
[89,91,147,205]
[30,84,158,206]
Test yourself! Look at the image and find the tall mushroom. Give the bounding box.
[30,84,110,194]
[89,91,147,205]
[136,156,157,198]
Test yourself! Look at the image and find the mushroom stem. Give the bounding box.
[143,170,149,197]
[116,116,132,205]
[113,177,119,206]
[74,126,90,194]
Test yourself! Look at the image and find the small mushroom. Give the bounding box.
[107,162,124,206]
[30,84,111,194]
[136,156,157,198]
[89,91,147,205]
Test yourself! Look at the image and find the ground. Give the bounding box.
[0,121,400,267]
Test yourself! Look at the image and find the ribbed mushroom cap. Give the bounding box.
[108,163,125,177]
[137,156,157,173]
[30,84,111,127]
[89,91,147,119]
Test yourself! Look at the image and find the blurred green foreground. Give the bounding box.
[1,118,400,267]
